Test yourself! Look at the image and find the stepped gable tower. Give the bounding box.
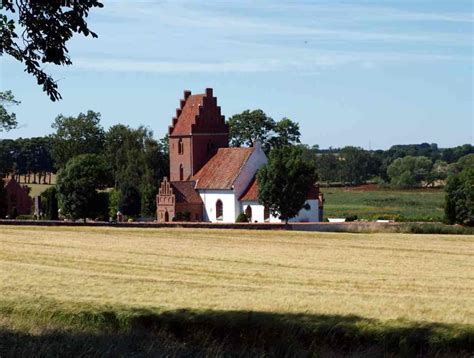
[168,88,229,182]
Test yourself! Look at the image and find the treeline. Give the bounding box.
[302,144,473,188]
[1,110,169,220]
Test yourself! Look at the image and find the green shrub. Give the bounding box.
[236,213,249,223]
[345,215,358,222]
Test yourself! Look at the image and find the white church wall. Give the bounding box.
[198,189,237,223]
[240,199,321,223]
[240,201,265,223]
[233,143,268,199]
[288,199,320,222]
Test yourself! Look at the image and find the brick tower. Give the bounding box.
[168,88,229,181]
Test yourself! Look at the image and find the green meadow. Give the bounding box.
[323,187,445,222]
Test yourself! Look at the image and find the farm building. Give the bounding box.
[1,176,32,218]
[156,88,323,223]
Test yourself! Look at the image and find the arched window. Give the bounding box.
[178,138,184,155]
[216,199,223,221]
[179,164,184,181]
[264,206,270,222]
[245,205,252,222]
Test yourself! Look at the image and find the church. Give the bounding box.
[156,88,324,223]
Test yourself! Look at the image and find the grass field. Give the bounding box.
[1,226,472,356]
[323,187,445,222]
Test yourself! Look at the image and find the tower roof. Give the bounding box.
[170,94,205,136]
[169,88,226,137]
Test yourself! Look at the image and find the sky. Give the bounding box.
[1,0,473,149]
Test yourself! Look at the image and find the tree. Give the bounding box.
[104,125,168,217]
[268,118,301,148]
[51,111,105,169]
[1,1,103,101]
[257,146,317,224]
[228,110,276,149]
[41,186,59,220]
[445,168,474,226]
[315,153,341,183]
[228,110,301,152]
[387,156,433,188]
[0,91,19,131]
[338,146,374,185]
[56,154,110,220]
[119,182,141,217]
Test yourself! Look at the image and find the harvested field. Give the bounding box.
[0,226,473,356]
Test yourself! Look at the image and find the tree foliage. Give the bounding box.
[104,125,168,217]
[228,110,300,152]
[0,91,20,132]
[445,168,474,226]
[387,156,433,188]
[257,146,317,223]
[51,111,105,169]
[56,154,111,220]
[40,186,59,220]
[1,0,103,101]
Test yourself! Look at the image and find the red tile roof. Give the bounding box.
[171,181,203,204]
[193,147,254,189]
[170,94,205,136]
[240,176,320,201]
[239,176,258,201]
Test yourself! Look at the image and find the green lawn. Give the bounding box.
[323,187,445,222]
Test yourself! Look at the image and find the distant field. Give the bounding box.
[0,226,472,355]
[323,186,445,222]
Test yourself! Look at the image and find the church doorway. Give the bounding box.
[245,205,252,222]
[164,211,169,222]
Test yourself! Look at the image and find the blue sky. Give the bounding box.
[1,0,472,149]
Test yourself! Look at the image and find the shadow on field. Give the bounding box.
[1,308,473,357]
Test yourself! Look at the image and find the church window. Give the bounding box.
[179,164,184,181]
[178,139,184,155]
[216,199,223,221]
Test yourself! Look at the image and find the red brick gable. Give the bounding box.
[2,177,32,216]
[170,94,205,136]
[168,88,228,137]
[193,147,254,190]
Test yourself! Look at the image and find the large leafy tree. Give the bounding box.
[228,110,275,148]
[56,154,111,220]
[104,125,168,217]
[0,91,19,131]
[228,110,300,152]
[445,168,473,226]
[387,156,433,188]
[1,0,103,101]
[257,146,317,224]
[51,111,105,169]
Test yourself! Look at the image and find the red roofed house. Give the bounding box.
[1,177,32,218]
[156,88,324,223]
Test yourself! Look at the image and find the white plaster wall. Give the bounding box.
[240,201,265,223]
[288,199,320,222]
[199,189,237,223]
[239,200,321,223]
[233,143,268,199]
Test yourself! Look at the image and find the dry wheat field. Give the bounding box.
[1,226,473,325]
